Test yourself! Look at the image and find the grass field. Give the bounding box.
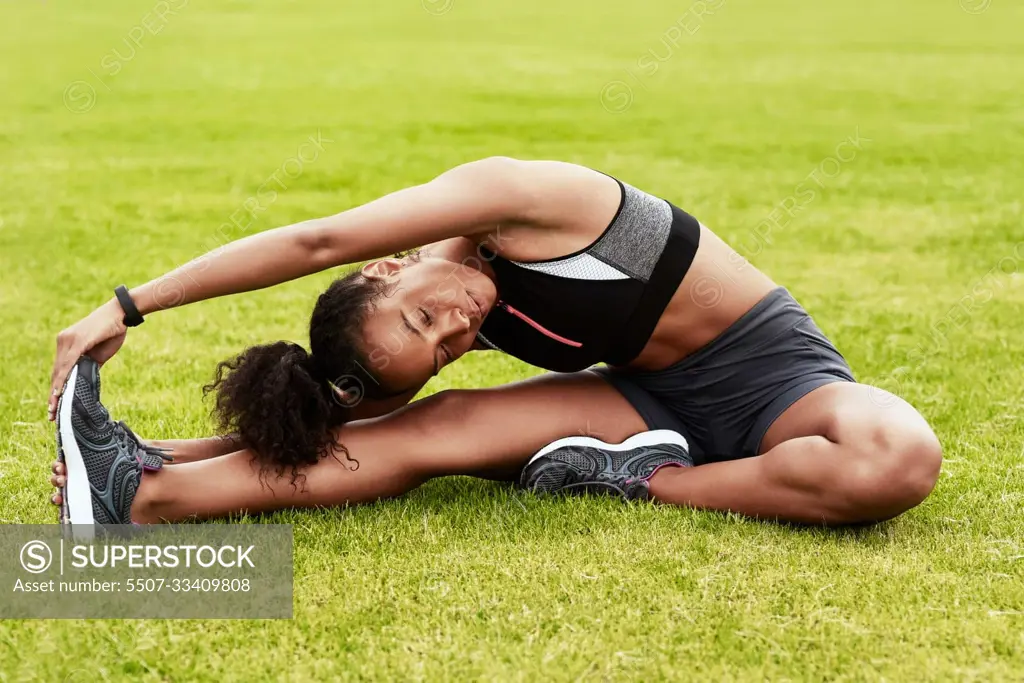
[1,0,1023,680]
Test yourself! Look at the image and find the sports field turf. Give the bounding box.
[1,0,1022,680]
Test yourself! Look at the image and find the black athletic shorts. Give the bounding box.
[591,287,855,465]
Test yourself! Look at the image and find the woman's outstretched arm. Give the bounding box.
[122,157,530,316]
[148,385,426,465]
[146,435,243,464]
[48,156,530,417]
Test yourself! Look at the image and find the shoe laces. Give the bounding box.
[112,420,174,463]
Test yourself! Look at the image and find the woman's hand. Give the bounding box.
[48,299,127,421]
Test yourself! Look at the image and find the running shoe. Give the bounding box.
[519,430,693,501]
[55,357,171,527]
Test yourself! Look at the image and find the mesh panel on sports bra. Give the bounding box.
[509,252,630,281]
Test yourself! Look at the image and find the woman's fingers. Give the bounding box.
[49,355,76,414]
[50,460,65,506]
[48,342,78,421]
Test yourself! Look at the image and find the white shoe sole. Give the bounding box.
[526,429,690,467]
[58,365,96,528]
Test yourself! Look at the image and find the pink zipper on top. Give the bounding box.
[496,300,583,348]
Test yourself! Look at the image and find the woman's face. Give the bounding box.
[358,255,498,392]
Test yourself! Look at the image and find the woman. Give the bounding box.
[47,157,942,526]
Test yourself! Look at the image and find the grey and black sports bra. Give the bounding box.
[477,175,700,372]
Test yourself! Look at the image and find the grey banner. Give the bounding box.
[0,525,292,619]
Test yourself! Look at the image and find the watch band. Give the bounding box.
[114,285,145,327]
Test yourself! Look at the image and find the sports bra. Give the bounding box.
[476,176,700,372]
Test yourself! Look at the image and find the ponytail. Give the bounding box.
[205,341,344,481]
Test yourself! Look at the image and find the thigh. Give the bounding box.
[760,381,933,453]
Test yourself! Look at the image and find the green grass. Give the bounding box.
[1,0,1023,679]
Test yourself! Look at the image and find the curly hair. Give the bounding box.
[204,268,393,483]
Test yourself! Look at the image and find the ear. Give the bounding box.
[361,258,403,281]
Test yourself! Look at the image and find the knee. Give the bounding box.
[843,421,942,518]
[882,426,942,505]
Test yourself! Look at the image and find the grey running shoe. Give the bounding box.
[55,357,171,527]
[519,430,693,501]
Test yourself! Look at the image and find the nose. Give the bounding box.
[440,305,471,338]
[451,306,471,332]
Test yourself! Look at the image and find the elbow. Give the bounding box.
[294,219,341,270]
[464,156,522,182]
[475,155,519,168]
[442,156,522,186]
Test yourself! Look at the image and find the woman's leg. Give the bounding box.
[51,372,939,525]
[647,382,943,524]
[125,372,648,522]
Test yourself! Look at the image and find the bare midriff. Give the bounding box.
[624,224,778,371]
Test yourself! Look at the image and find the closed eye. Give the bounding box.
[419,306,433,326]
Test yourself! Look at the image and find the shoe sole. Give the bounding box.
[57,365,96,528]
[521,429,690,490]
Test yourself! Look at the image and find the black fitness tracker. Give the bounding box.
[114,285,145,327]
